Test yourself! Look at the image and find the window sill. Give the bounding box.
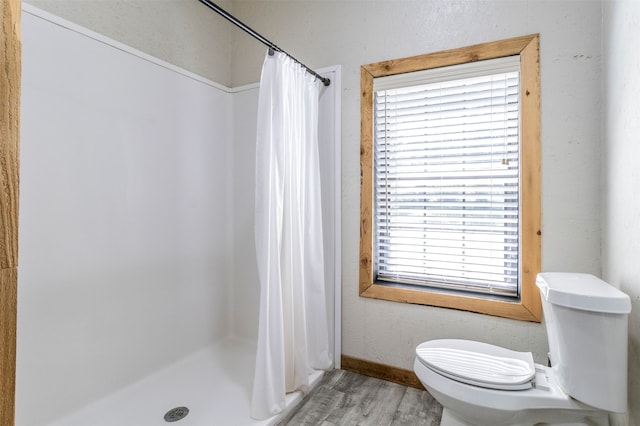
[359,280,541,322]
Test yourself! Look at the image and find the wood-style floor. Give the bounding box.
[277,369,443,426]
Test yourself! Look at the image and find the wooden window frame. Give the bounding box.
[359,34,541,322]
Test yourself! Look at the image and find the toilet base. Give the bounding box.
[440,408,471,426]
[415,357,611,426]
[439,407,610,426]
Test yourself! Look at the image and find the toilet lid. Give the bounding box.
[416,339,536,391]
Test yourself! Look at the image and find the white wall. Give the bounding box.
[24,0,234,86]
[18,9,234,425]
[602,1,640,423]
[231,0,602,370]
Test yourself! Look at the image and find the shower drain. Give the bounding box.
[164,406,189,422]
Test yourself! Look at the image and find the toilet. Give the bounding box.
[413,272,632,426]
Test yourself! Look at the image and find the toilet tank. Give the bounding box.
[536,273,631,413]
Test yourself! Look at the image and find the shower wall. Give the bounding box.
[230,87,260,341]
[18,8,234,425]
[18,6,341,425]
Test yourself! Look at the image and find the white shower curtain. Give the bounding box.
[251,51,332,420]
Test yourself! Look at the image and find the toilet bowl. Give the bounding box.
[413,273,632,426]
[414,339,607,426]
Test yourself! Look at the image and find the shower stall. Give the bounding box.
[16,5,341,425]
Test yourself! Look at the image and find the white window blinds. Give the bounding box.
[373,56,521,297]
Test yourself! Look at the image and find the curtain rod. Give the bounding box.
[198,0,331,87]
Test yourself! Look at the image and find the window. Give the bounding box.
[359,35,541,321]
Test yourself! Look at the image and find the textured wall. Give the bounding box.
[602,0,640,423]
[231,0,602,370]
[25,0,234,86]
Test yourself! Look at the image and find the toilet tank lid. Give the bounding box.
[536,273,631,314]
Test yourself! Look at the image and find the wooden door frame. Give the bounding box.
[1,0,21,424]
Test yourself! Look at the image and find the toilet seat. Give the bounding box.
[416,339,536,390]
